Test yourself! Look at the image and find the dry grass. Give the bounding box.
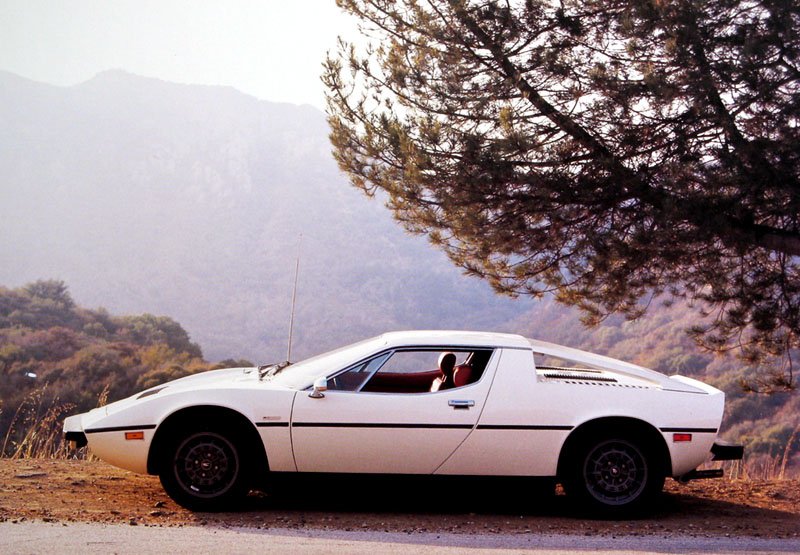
[1,386,73,459]
[715,424,799,480]
[0,384,111,460]
[723,455,799,481]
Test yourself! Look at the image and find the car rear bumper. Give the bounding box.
[711,440,744,461]
[677,440,744,482]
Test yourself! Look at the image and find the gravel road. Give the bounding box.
[3,521,800,555]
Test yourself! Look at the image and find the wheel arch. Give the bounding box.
[146,405,269,477]
[557,416,672,480]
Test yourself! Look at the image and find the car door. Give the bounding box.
[290,348,498,474]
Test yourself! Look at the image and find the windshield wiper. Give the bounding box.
[258,360,291,380]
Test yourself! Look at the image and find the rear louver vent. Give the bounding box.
[543,372,618,383]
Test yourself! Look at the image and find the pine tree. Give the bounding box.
[324,0,800,390]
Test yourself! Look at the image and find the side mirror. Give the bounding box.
[309,376,328,398]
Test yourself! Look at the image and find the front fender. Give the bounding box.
[65,385,295,474]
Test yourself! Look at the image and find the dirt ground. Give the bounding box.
[1,459,798,538]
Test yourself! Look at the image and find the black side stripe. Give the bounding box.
[477,424,573,431]
[86,423,714,434]
[289,422,573,431]
[660,427,718,433]
[85,424,156,434]
[292,422,473,430]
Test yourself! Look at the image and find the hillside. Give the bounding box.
[0,280,229,456]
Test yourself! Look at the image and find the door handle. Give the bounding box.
[448,399,475,409]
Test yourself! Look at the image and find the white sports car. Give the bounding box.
[64,331,742,513]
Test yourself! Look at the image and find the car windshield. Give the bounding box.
[269,335,387,390]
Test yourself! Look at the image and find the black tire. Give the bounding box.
[565,436,664,516]
[159,426,250,511]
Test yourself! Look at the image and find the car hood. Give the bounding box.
[97,367,281,419]
[142,366,258,392]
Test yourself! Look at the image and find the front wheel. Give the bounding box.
[565,436,664,516]
[160,428,249,511]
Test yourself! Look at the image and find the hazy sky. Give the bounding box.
[0,0,360,109]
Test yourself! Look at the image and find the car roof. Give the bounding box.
[378,330,531,349]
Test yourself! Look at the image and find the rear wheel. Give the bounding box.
[159,427,249,511]
[565,436,664,516]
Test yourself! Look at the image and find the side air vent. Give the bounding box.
[137,386,166,399]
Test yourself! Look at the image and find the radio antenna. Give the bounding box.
[286,234,302,362]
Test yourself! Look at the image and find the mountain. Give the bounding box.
[0,70,531,362]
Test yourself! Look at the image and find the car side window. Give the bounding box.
[377,350,453,374]
[327,352,391,392]
[357,348,493,394]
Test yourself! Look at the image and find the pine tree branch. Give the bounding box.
[450,1,800,257]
